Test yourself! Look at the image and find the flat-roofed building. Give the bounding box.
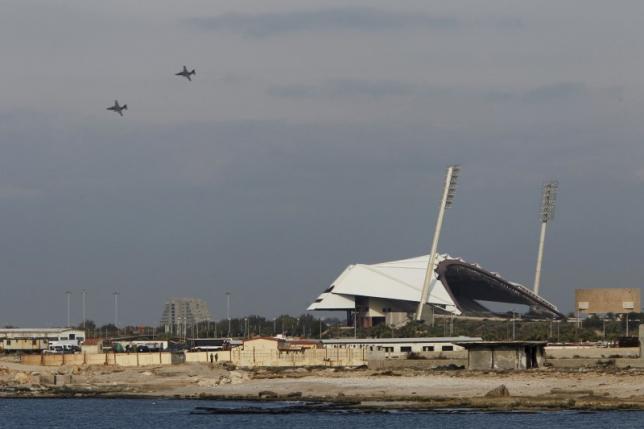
[321,336,481,353]
[0,328,85,353]
[575,288,640,314]
[160,297,212,334]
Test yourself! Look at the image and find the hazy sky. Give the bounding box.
[1,1,643,326]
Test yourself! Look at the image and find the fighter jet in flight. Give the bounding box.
[175,65,196,81]
[106,100,127,117]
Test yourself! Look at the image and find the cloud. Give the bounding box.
[267,79,600,103]
[482,82,598,104]
[268,79,417,99]
[188,7,460,37]
[0,185,42,199]
[522,82,589,102]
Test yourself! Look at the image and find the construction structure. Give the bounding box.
[575,288,641,315]
[458,341,546,370]
[308,254,565,327]
[160,298,212,335]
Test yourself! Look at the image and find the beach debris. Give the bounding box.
[485,384,510,397]
[258,390,278,399]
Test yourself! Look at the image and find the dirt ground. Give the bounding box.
[2,356,644,405]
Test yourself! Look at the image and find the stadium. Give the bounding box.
[308,254,565,327]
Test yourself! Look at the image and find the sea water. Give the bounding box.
[0,398,642,429]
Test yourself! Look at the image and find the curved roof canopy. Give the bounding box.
[436,259,564,319]
[308,254,564,320]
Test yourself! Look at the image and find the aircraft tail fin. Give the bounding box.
[123,104,128,110]
[191,69,196,76]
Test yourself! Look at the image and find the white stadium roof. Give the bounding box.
[308,254,458,313]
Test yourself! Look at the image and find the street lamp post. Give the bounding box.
[416,165,461,322]
[81,289,87,331]
[225,292,231,337]
[353,311,357,339]
[512,311,516,341]
[65,291,71,328]
[533,181,558,296]
[113,292,119,332]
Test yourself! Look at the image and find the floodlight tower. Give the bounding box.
[532,181,558,296]
[416,165,461,322]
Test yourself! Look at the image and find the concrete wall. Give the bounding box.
[493,348,523,370]
[22,348,366,368]
[368,358,466,370]
[467,346,543,370]
[468,349,494,370]
[366,350,466,360]
[242,338,282,351]
[21,352,173,367]
[545,346,639,359]
[575,288,640,313]
[185,348,366,367]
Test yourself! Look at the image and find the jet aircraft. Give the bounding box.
[175,65,196,81]
[106,100,127,117]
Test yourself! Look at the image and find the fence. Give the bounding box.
[22,348,366,368]
[21,352,174,367]
[184,348,366,367]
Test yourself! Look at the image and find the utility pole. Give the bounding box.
[113,292,119,329]
[512,311,516,340]
[416,165,461,322]
[81,289,87,331]
[65,291,71,328]
[225,292,231,337]
[354,311,357,339]
[603,318,606,339]
[533,181,558,296]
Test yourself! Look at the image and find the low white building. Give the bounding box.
[321,336,482,353]
[0,328,85,353]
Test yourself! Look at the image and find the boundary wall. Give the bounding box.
[21,352,173,367]
[185,348,365,367]
[21,348,366,368]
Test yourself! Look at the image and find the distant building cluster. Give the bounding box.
[160,298,212,334]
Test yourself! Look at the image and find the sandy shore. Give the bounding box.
[2,359,644,410]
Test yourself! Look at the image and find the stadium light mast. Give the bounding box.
[533,181,558,296]
[416,165,461,322]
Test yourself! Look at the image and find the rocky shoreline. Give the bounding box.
[3,359,644,411]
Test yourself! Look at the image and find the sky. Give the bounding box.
[0,1,643,326]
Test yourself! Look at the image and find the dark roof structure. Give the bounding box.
[436,259,565,319]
